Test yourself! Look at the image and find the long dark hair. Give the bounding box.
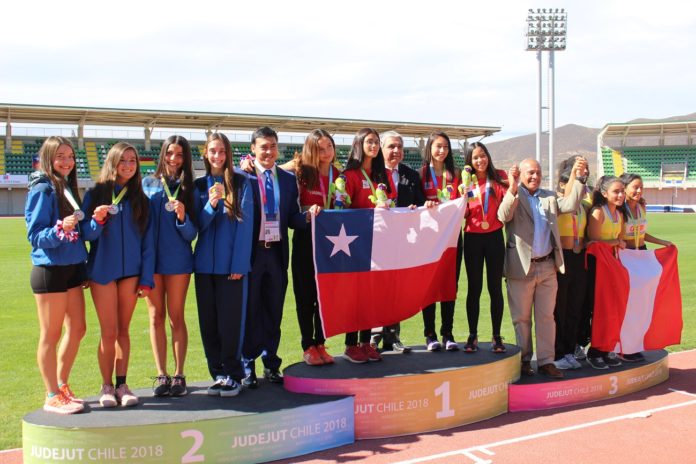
[421,131,460,186]
[203,132,242,220]
[465,142,506,185]
[89,142,149,234]
[296,129,336,190]
[154,135,195,221]
[37,136,81,218]
[591,175,622,209]
[344,128,390,193]
[619,173,646,206]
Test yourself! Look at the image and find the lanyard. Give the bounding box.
[112,186,128,206]
[429,166,449,193]
[360,168,377,197]
[162,177,181,202]
[64,187,80,212]
[320,167,334,209]
[256,168,280,217]
[626,203,642,248]
[478,177,490,216]
[571,208,581,247]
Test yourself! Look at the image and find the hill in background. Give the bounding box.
[484,112,696,174]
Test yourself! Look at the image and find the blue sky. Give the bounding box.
[2,0,694,142]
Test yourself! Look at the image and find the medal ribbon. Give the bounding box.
[571,209,580,248]
[320,167,334,209]
[112,186,128,207]
[162,177,181,203]
[360,168,377,198]
[429,166,449,199]
[626,203,641,249]
[479,177,490,222]
[64,187,81,213]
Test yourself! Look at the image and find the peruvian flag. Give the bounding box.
[587,242,682,353]
[312,198,465,338]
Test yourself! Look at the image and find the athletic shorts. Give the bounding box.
[30,264,87,294]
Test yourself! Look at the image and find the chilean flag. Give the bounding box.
[312,198,466,338]
[587,242,682,353]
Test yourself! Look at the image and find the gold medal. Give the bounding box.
[481,220,490,230]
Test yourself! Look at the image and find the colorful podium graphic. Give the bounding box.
[23,382,353,464]
[508,350,669,411]
[284,344,521,439]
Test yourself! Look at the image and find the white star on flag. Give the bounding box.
[326,224,358,257]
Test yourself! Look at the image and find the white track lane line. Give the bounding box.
[394,394,696,464]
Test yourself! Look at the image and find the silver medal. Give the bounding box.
[165,201,176,212]
[108,204,119,215]
[73,210,85,221]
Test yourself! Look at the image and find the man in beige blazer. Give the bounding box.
[498,158,587,378]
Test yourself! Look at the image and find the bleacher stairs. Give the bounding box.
[0,141,5,174]
[85,141,100,180]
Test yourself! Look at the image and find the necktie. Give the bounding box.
[264,170,276,220]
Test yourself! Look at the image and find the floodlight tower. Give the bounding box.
[526,8,567,189]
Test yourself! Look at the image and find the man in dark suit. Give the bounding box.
[370,130,426,353]
[242,126,308,387]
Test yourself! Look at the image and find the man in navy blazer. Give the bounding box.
[242,126,307,387]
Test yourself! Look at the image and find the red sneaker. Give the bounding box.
[343,345,369,363]
[303,346,324,366]
[59,383,84,404]
[361,343,382,362]
[316,344,334,364]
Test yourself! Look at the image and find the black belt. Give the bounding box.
[258,241,280,248]
[531,252,553,263]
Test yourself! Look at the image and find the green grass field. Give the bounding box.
[1,214,694,449]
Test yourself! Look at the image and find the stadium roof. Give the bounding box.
[0,103,500,140]
[599,120,696,144]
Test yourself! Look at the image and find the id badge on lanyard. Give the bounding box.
[264,220,281,242]
[257,169,281,242]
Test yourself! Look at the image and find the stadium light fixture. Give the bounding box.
[526,8,568,189]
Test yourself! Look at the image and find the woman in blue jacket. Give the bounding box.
[26,136,107,414]
[142,136,196,397]
[194,132,254,397]
[82,142,154,408]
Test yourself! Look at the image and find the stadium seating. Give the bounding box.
[601,145,696,182]
[2,136,472,181]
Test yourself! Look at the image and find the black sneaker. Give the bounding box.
[491,335,506,353]
[619,352,645,363]
[603,353,622,367]
[464,335,478,353]
[586,356,609,370]
[152,375,171,397]
[207,376,225,396]
[170,375,187,396]
[220,377,241,397]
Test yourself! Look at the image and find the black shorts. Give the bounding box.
[30,264,87,294]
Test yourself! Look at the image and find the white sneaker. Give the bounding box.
[554,357,574,370]
[115,384,139,407]
[565,353,582,369]
[99,384,118,408]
